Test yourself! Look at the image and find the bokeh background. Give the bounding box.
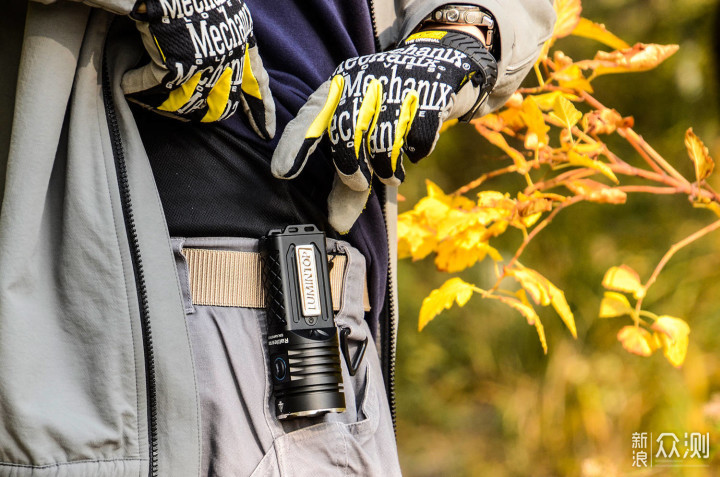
[394,0,720,475]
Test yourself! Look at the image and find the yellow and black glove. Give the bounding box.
[122,0,275,138]
[271,30,497,232]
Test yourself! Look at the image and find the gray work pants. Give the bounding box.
[171,237,402,476]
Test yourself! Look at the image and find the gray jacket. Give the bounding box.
[0,1,554,476]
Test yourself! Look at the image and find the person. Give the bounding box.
[0,0,555,476]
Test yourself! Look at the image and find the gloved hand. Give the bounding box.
[122,0,275,138]
[271,30,497,232]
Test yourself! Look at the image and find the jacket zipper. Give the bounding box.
[366,0,382,52]
[377,183,398,434]
[102,54,160,477]
[367,0,397,434]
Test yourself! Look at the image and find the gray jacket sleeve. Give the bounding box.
[31,0,135,15]
[398,0,556,118]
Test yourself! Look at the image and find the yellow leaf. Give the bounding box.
[495,293,547,353]
[506,265,576,336]
[509,266,551,306]
[617,326,655,357]
[693,200,720,219]
[531,91,579,111]
[506,292,540,325]
[516,193,553,218]
[567,151,619,184]
[397,213,437,261]
[552,0,582,39]
[565,179,627,204]
[593,189,628,204]
[535,320,548,354]
[599,291,633,318]
[572,142,605,156]
[571,18,630,50]
[548,282,577,338]
[435,231,501,273]
[602,265,645,299]
[419,277,475,331]
[583,108,633,135]
[651,315,690,368]
[578,43,679,76]
[550,95,582,130]
[436,209,487,240]
[685,128,714,183]
[482,220,509,240]
[521,97,550,149]
[425,179,449,200]
[552,64,594,93]
[498,107,525,131]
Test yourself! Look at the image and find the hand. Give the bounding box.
[271,30,497,232]
[122,0,275,138]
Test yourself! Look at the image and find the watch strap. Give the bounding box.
[403,30,498,122]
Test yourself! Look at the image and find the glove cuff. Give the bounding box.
[402,30,498,122]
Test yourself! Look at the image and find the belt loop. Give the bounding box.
[171,237,195,315]
[331,241,369,315]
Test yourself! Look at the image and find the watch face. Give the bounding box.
[465,11,483,23]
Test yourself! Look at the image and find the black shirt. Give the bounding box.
[133,0,389,335]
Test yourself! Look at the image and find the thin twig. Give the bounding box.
[580,91,689,184]
[452,165,518,196]
[633,218,720,320]
[615,185,684,195]
[621,127,690,184]
[491,195,586,292]
[526,168,595,194]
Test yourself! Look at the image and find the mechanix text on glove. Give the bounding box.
[122,0,275,138]
[272,30,497,232]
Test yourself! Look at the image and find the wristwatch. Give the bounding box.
[423,5,495,50]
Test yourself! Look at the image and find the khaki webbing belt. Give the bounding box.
[182,248,371,312]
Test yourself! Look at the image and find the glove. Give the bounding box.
[271,30,497,232]
[121,0,275,138]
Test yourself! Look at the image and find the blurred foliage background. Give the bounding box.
[394,0,720,475]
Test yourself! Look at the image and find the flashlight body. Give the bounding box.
[260,225,345,419]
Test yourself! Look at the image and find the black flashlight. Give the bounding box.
[260,224,345,419]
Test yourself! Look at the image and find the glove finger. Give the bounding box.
[370,90,419,186]
[201,67,234,122]
[121,21,168,96]
[404,105,445,164]
[271,75,343,179]
[327,175,372,234]
[239,32,276,139]
[331,79,382,192]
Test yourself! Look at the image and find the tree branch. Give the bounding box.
[634,218,720,320]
